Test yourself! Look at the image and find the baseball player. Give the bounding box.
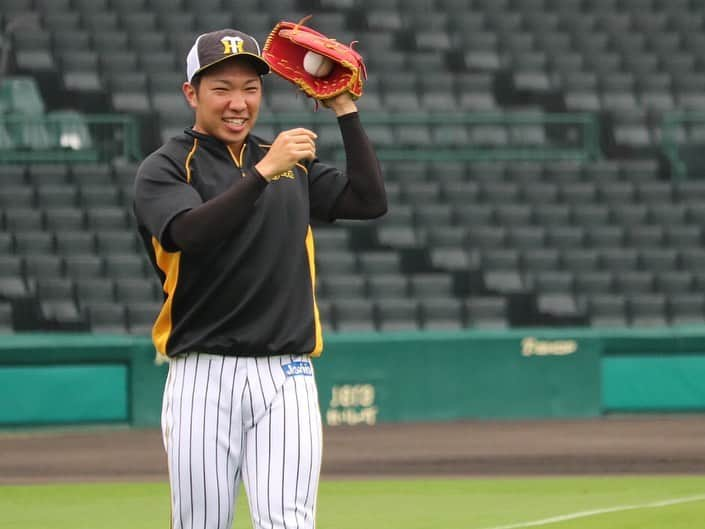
[133,28,386,529]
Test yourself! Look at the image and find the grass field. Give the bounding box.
[2,476,705,529]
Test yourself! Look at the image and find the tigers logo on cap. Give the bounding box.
[221,35,244,55]
[186,28,270,82]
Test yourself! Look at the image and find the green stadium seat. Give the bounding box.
[430,248,476,272]
[668,294,705,325]
[419,297,464,330]
[626,226,664,248]
[357,251,401,275]
[375,298,420,331]
[85,302,127,333]
[6,117,57,151]
[4,208,42,231]
[483,270,526,295]
[103,254,144,278]
[0,302,14,332]
[44,207,85,230]
[0,273,33,299]
[71,163,113,185]
[27,164,69,185]
[14,51,55,73]
[639,248,678,271]
[467,226,507,249]
[587,293,627,327]
[93,30,130,53]
[111,92,151,114]
[114,278,158,303]
[537,293,583,320]
[82,12,119,32]
[575,271,615,294]
[365,274,408,299]
[495,204,533,226]
[628,293,668,326]
[425,226,466,249]
[36,278,74,301]
[665,225,702,250]
[0,77,45,115]
[409,273,454,299]
[64,255,104,279]
[37,185,77,208]
[334,299,376,332]
[94,231,137,255]
[85,207,128,230]
[0,256,23,278]
[315,251,357,277]
[465,296,509,329]
[0,124,17,150]
[656,271,694,295]
[127,302,161,335]
[52,27,88,50]
[522,248,560,272]
[481,248,521,271]
[586,226,625,248]
[35,0,71,12]
[47,111,94,151]
[534,204,571,227]
[99,51,138,74]
[530,271,575,294]
[55,231,94,255]
[0,233,13,254]
[24,255,63,278]
[600,248,639,272]
[615,271,656,295]
[321,274,366,300]
[75,278,115,305]
[0,186,34,208]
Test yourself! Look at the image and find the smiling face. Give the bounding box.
[182,58,263,151]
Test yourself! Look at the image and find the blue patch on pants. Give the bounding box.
[282,360,313,377]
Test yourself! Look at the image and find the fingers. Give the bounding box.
[276,128,317,161]
[258,128,318,178]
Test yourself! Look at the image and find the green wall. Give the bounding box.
[0,364,128,424]
[0,334,166,427]
[0,326,703,428]
[317,330,601,424]
[603,356,705,411]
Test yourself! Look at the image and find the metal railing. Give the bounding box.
[0,113,141,163]
[661,111,705,179]
[0,111,599,165]
[260,111,601,162]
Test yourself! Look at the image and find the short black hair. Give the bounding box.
[190,73,203,92]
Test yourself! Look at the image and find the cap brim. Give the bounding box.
[192,52,270,80]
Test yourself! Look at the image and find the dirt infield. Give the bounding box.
[1,415,704,484]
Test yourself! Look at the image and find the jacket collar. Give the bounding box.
[184,128,248,156]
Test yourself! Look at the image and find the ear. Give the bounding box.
[182,82,198,109]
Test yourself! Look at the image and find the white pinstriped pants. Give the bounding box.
[161,353,323,529]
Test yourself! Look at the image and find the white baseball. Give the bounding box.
[303,51,334,77]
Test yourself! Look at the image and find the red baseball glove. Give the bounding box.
[262,16,367,100]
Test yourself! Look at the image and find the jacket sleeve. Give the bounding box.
[326,112,387,220]
[134,152,203,252]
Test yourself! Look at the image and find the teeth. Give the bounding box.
[225,118,245,125]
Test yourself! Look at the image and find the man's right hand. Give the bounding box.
[254,128,317,182]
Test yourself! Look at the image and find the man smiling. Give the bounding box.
[133,28,386,529]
